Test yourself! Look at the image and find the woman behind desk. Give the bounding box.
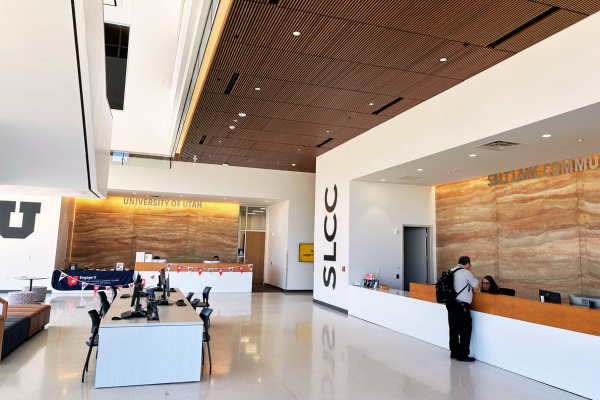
[481,276,499,294]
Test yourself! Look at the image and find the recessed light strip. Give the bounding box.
[372,97,404,115]
[488,7,561,49]
[223,73,240,95]
[316,138,334,148]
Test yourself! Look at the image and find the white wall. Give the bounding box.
[108,162,315,290]
[105,0,186,155]
[314,12,600,310]
[54,198,76,270]
[349,182,435,290]
[0,194,63,291]
[0,0,112,197]
[265,201,289,289]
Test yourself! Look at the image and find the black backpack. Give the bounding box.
[435,267,468,303]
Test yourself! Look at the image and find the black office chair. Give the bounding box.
[186,292,195,302]
[196,287,212,309]
[110,286,117,303]
[82,309,100,382]
[98,291,111,318]
[498,288,515,296]
[200,307,213,375]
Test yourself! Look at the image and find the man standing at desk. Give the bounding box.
[446,256,479,362]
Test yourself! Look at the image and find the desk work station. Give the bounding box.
[90,273,211,388]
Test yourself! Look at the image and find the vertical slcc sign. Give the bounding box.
[0,201,41,239]
[323,185,337,289]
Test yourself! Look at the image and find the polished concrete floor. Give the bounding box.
[0,292,582,400]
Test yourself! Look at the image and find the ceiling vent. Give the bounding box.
[146,195,163,198]
[473,140,528,151]
[394,176,425,181]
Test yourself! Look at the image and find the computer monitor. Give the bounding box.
[203,260,217,264]
[539,289,561,304]
[160,268,166,289]
[131,281,141,308]
[165,275,170,299]
[497,288,515,297]
[569,294,600,308]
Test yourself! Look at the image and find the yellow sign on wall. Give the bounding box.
[299,244,314,262]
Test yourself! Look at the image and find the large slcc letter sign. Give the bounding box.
[323,185,337,290]
[0,201,41,239]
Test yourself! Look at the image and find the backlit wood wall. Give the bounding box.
[70,197,239,269]
[436,166,600,301]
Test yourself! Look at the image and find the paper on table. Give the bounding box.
[135,252,145,262]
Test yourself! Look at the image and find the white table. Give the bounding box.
[95,288,203,388]
[13,276,50,291]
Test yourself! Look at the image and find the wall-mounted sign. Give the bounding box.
[323,185,337,289]
[488,153,598,187]
[299,243,314,262]
[123,197,202,208]
[0,201,41,239]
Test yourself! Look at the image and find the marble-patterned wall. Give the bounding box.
[70,198,239,269]
[436,164,600,301]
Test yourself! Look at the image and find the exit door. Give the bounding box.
[403,227,430,291]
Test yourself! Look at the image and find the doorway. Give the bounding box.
[403,226,431,291]
[245,231,265,285]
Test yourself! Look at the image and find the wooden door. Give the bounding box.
[245,231,265,285]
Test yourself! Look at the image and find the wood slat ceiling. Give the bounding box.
[180,0,599,172]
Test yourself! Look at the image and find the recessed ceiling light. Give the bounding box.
[440,57,448,62]
[238,113,246,117]
[254,87,261,91]
[218,140,222,143]
[417,169,424,172]
[326,130,330,133]
[542,134,551,138]
[265,200,269,202]
[233,119,238,122]
[229,126,235,130]
[133,192,136,194]
[381,179,386,181]
[261,207,266,209]
[469,154,477,157]
[368,102,375,106]
[292,163,296,166]
[292,31,301,36]
[180,195,183,197]
[298,149,301,151]
[224,198,227,200]
[222,163,229,166]
[578,139,584,142]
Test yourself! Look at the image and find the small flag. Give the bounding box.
[218,268,223,276]
[249,264,253,271]
[167,264,172,272]
[94,285,100,293]
[228,267,233,272]
[239,266,244,273]
[142,279,146,287]
[188,267,193,274]
[129,283,134,288]
[82,282,89,290]
[151,274,155,280]
[117,285,123,291]
[198,268,203,276]
[177,265,182,273]
[59,272,68,281]
[208,268,213,274]
[67,276,79,286]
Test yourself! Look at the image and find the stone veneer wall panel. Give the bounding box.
[70,198,239,268]
[577,166,600,296]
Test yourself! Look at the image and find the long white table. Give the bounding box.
[95,288,203,388]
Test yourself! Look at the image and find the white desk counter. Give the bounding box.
[95,288,203,388]
[348,284,600,399]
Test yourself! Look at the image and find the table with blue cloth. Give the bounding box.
[51,270,134,291]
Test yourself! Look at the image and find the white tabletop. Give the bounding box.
[101,288,203,328]
[13,276,50,280]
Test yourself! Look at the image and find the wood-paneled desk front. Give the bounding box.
[134,262,252,293]
[95,288,203,388]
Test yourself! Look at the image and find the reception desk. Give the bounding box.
[135,262,252,293]
[348,283,600,399]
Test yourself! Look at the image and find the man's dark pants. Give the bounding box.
[445,301,472,358]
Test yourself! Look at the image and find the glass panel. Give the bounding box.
[247,206,266,230]
[120,26,129,47]
[239,206,246,230]
[105,45,119,57]
[237,231,245,258]
[104,24,120,46]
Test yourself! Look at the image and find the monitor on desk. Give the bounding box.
[539,289,561,304]
[569,294,600,308]
[203,260,219,264]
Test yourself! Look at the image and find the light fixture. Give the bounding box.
[469,154,477,157]
[417,169,424,172]
[261,207,266,210]
[368,102,375,106]
[381,179,386,181]
[440,57,448,62]
[222,163,229,166]
[297,149,301,151]
[229,125,235,130]
[238,113,246,117]
[254,87,261,91]
[293,31,301,36]
[224,198,227,200]
[265,200,269,202]
[218,140,222,143]
[578,139,584,142]
[542,134,551,138]
[292,163,296,166]
[180,195,183,197]
[326,130,330,133]
[133,192,136,194]
[233,119,238,122]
